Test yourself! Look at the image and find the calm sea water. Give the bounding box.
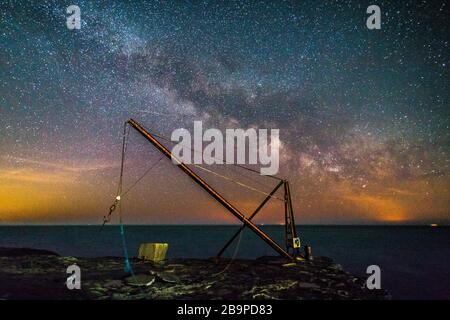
[0,225,449,299]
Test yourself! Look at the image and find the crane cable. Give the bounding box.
[142,126,283,182]
[192,164,284,201]
[116,123,134,274]
[137,126,285,201]
[211,227,245,277]
[103,127,163,226]
[102,124,154,280]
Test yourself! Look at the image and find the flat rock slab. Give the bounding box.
[0,250,389,300]
[0,247,59,257]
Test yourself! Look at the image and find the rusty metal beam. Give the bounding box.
[127,118,293,260]
[284,180,300,256]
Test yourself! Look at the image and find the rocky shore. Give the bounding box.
[0,247,388,300]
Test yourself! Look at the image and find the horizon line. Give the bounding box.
[0,223,448,227]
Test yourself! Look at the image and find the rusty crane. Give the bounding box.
[104,118,303,261]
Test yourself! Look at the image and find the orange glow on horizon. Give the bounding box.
[0,155,448,224]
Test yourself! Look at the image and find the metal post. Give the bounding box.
[304,244,313,261]
[284,181,300,256]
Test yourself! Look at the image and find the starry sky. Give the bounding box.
[0,0,448,225]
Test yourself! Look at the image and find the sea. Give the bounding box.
[0,225,449,300]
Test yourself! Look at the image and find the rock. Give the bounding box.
[130,293,151,300]
[124,274,156,287]
[211,288,231,297]
[0,248,389,300]
[0,247,59,257]
[166,264,184,268]
[282,262,297,267]
[1,293,11,299]
[337,289,349,297]
[112,293,132,300]
[154,271,180,284]
[329,263,343,270]
[60,257,78,264]
[103,280,123,288]
[298,282,320,289]
[253,293,280,300]
[90,289,108,297]
[256,256,287,265]
[244,280,298,299]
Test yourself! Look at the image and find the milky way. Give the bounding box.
[0,0,448,224]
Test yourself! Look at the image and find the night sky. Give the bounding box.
[0,0,448,224]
